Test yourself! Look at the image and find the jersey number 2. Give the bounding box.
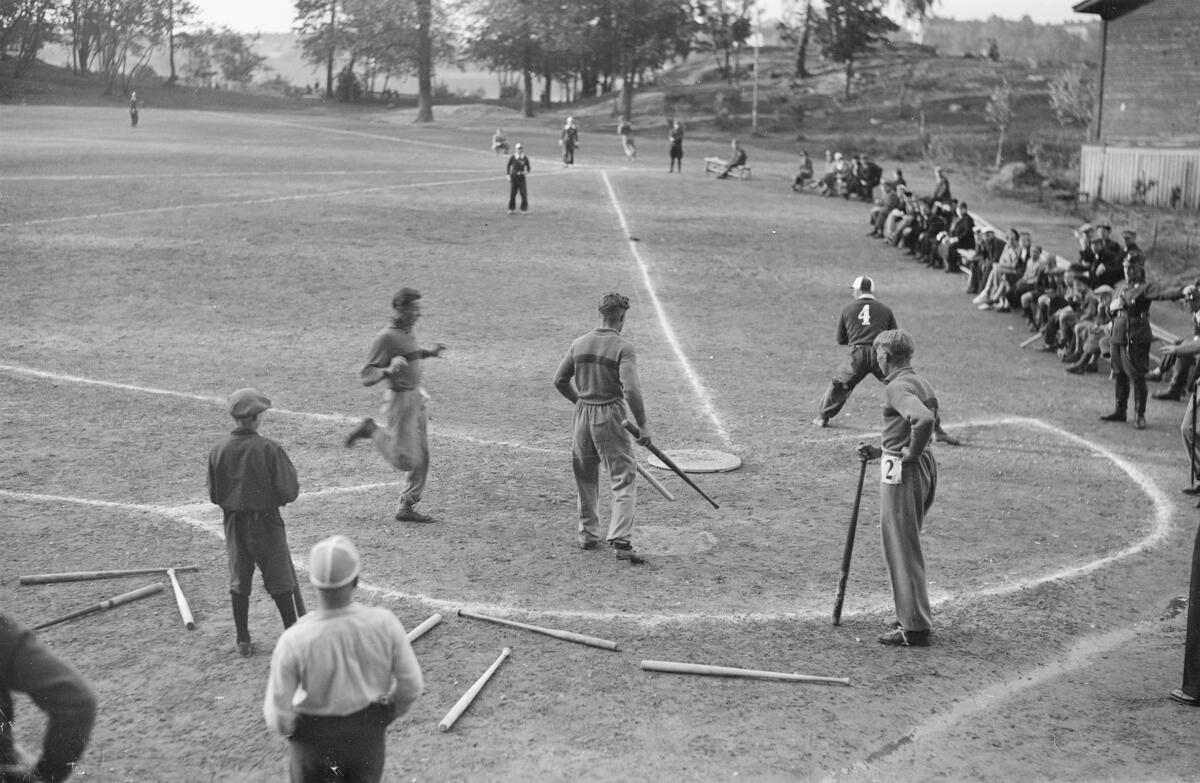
[857,304,872,326]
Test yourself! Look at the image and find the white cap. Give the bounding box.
[309,535,361,589]
[851,275,874,293]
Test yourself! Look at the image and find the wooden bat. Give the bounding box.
[167,568,195,631]
[1019,331,1045,349]
[640,659,849,686]
[457,609,619,651]
[621,420,719,509]
[438,647,511,732]
[636,463,675,501]
[832,456,869,626]
[407,613,443,643]
[20,566,199,585]
[33,583,164,631]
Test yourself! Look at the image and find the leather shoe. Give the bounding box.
[1134,414,1147,430]
[878,627,930,647]
[580,540,602,550]
[236,639,252,657]
[1181,486,1200,496]
[611,541,646,565]
[1099,411,1127,422]
[813,416,829,428]
[344,418,376,447]
[395,504,435,523]
[1153,390,1182,401]
[1170,688,1200,706]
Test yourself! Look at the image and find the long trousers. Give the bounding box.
[289,704,390,783]
[880,450,938,632]
[571,401,637,546]
[1111,340,1150,415]
[370,389,428,506]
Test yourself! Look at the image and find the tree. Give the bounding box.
[414,0,432,120]
[776,0,814,78]
[0,0,62,77]
[688,0,754,85]
[812,0,897,100]
[296,0,341,99]
[461,0,540,117]
[162,0,197,84]
[212,28,267,85]
[1048,64,1094,127]
[986,77,1013,169]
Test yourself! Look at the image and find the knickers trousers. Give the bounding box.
[224,509,295,595]
[571,401,638,545]
[879,450,937,633]
[818,345,882,421]
[370,389,429,505]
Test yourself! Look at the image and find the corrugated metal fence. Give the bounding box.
[1080,144,1200,210]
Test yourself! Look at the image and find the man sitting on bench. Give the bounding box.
[717,138,748,179]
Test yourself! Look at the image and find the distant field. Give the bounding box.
[2,105,1198,782]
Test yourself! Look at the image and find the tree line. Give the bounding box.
[1,0,942,115]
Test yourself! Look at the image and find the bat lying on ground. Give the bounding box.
[640,659,850,686]
[167,568,195,631]
[457,609,619,651]
[439,647,511,732]
[407,613,443,643]
[621,420,719,509]
[19,566,199,585]
[34,583,164,631]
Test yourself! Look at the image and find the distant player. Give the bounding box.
[129,91,138,127]
[560,117,579,166]
[617,115,636,161]
[668,120,684,173]
[506,142,531,214]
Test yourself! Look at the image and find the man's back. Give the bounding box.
[838,298,897,346]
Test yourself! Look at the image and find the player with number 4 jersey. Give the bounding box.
[815,276,897,427]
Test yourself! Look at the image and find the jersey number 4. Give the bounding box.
[857,304,872,326]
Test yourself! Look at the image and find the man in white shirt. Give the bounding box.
[264,536,424,782]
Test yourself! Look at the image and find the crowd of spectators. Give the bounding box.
[851,165,1200,424]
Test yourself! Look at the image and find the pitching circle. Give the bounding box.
[647,448,742,473]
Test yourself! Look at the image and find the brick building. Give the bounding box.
[1074,0,1200,209]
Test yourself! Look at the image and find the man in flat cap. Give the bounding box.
[554,292,653,564]
[208,388,304,657]
[346,288,447,523]
[264,535,424,783]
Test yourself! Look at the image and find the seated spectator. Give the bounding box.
[976,230,1031,311]
[883,188,917,245]
[1021,250,1067,332]
[910,199,944,263]
[717,138,748,179]
[936,200,975,273]
[858,155,883,199]
[1065,285,1115,374]
[966,226,1006,295]
[1150,283,1200,401]
[891,168,906,189]
[1044,266,1092,354]
[819,152,852,196]
[793,150,814,192]
[491,128,510,155]
[868,182,900,237]
[1079,233,1122,290]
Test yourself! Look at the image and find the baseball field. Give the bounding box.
[2,102,1198,781]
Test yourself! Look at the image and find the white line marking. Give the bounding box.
[0,362,559,454]
[0,417,1174,624]
[600,170,733,449]
[0,169,494,182]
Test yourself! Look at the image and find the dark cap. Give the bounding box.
[1122,230,1137,240]
[228,388,271,418]
[392,288,421,309]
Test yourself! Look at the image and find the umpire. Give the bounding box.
[208,388,304,657]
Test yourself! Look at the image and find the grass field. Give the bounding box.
[3,102,1200,782]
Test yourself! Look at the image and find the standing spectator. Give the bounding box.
[491,128,509,155]
[1101,258,1182,429]
[208,388,304,657]
[264,536,424,783]
[717,138,748,179]
[855,329,942,647]
[345,288,448,523]
[668,120,684,172]
[793,150,814,192]
[129,91,138,127]
[553,292,652,564]
[559,117,580,166]
[617,115,636,161]
[931,166,952,210]
[0,614,96,783]
[815,276,898,428]
[504,142,531,215]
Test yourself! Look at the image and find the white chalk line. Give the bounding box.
[0,168,490,182]
[1,417,1176,626]
[0,362,559,455]
[600,170,733,450]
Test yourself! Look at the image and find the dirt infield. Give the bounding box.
[3,105,1200,782]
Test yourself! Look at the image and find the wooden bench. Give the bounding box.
[704,157,752,179]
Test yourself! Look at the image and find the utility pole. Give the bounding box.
[752,6,762,132]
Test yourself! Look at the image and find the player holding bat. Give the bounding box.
[855,330,940,648]
[554,292,652,564]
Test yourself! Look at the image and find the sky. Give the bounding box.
[187,0,1084,35]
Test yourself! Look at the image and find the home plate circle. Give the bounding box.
[647,449,742,473]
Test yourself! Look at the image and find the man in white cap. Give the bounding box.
[208,388,304,657]
[560,116,579,166]
[265,536,424,783]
